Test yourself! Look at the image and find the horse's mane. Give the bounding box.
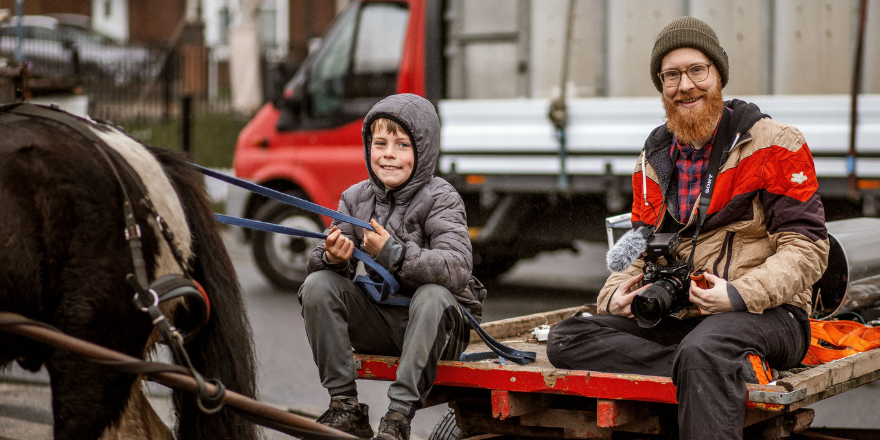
[150,146,258,440]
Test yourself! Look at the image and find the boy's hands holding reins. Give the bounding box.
[364,219,391,257]
[608,273,646,318]
[324,226,354,264]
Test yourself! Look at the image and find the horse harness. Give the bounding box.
[1,103,223,412]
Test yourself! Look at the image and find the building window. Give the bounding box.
[219,6,230,45]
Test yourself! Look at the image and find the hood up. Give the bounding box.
[361,93,440,204]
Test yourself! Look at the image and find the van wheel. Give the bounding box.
[252,196,324,290]
[428,409,467,440]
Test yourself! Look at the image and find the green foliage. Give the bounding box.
[120,112,249,168]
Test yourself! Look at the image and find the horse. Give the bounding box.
[0,103,257,440]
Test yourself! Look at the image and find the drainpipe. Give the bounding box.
[847,0,868,202]
[549,0,576,192]
[14,0,23,62]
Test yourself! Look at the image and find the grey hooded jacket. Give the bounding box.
[307,94,485,319]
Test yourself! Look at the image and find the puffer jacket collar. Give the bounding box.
[361,94,440,205]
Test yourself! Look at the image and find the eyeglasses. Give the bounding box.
[658,63,713,87]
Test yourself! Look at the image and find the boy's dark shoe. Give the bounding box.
[316,396,374,438]
[372,410,411,440]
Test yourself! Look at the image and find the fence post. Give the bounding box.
[163,47,174,121]
[181,95,192,154]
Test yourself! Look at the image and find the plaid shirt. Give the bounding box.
[671,130,717,223]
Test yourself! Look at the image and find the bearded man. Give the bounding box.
[547,17,829,439]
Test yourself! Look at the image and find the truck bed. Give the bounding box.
[355,306,880,438]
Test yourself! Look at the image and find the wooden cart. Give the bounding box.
[355,306,880,439]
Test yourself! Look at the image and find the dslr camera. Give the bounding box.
[631,230,705,328]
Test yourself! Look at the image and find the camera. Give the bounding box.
[631,231,695,328]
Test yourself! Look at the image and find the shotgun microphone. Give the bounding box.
[606,226,653,272]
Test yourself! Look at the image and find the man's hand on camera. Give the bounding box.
[324,226,354,264]
[608,273,646,318]
[689,272,732,313]
[364,219,390,257]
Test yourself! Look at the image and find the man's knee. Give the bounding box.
[546,317,599,368]
[673,330,731,378]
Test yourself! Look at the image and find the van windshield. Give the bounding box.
[306,1,409,120]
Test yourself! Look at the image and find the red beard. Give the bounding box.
[662,80,725,146]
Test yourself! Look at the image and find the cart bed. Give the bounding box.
[355,306,880,438]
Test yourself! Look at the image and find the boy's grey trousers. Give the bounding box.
[298,270,470,418]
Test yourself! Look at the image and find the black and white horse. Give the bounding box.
[0,104,257,440]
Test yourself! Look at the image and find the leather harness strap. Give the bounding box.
[1,103,221,411]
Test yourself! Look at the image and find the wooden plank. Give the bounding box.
[453,401,584,440]
[851,349,880,377]
[470,306,593,342]
[787,408,816,433]
[613,416,663,435]
[491,390,549,420]
[519,408,611,439]
[789,368,880,411]
[777,349,880,395]
[595,399,664,433]
[777,364,832,395]
[743,408,785,428]
[596,399,640,428]
[828,356,857,387]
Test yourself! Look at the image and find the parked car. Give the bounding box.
[0,14,158,83]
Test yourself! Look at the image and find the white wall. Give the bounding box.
[91,0,129,42]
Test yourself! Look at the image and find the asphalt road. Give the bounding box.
[3,230,880,439]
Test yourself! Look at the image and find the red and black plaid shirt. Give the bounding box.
[671,124,720,223]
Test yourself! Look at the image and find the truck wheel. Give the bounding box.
[428,409,467,440]
[252,197,324,290]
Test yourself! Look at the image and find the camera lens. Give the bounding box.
[633,278,680,328]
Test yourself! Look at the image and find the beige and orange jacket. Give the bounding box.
[599,100,830,317]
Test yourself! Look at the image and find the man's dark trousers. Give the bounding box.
[547,305,809,439]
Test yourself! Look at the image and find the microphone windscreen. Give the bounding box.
[606,228,648,272]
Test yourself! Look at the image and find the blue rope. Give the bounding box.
[214,214,398,298]
[355,276,536,365]
[194,165,375,232]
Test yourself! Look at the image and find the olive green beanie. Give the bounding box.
[650,16,728,92]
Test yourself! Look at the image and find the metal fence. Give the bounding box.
[0,35,240,123]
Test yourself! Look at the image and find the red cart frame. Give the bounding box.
[356,306,880,439]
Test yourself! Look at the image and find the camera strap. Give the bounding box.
[686,110,739,272]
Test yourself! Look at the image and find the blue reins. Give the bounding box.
[196,165,536,365]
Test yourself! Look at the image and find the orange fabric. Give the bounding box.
[802,319,880,365]
[748,354,771,384]
[630,169,665,227]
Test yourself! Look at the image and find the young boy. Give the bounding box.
[299,94,484,440]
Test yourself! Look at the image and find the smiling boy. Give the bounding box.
[298,94,483,440]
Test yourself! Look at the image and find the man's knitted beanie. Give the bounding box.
[650,16,728,92]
